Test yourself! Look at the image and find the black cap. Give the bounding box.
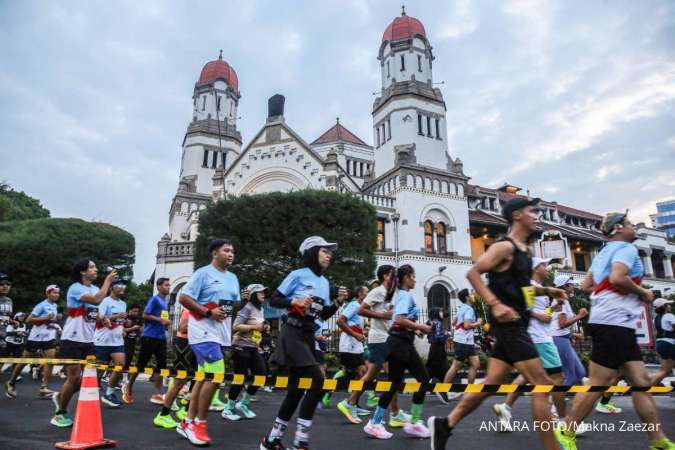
[502,197,540,223]
[0,273,11,283]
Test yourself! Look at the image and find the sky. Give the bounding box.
[1,0,674,280]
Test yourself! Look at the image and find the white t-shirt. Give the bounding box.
[363,285,392,344]
[94,296,127,347]
[527,281,553,344]
[28,299,59,342]
[550,300,574,337]
[658,313,675,345]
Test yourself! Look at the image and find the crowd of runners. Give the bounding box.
[1,198,674,450]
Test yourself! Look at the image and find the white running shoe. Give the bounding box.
[492,403,512,432]
[575,421,590,435]
[221,407,242,421]
[403,420,431,438]
[363,420,393,439]
[445,392,462,401]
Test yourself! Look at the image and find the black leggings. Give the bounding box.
[228,346,267,400]
[276,365,325,421]
[426,342,449,381]
[378,339,430,408]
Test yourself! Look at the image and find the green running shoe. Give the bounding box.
[50,413,73,428]
[337,400,361,424]
[209,395,227,412]
[153,412,178,429]
[366,394,379,408]
[235,401,257,419]
[650,437,675,450]
[388,410,411,428]
[554,423,577,450]
[176,407,188,421]
[321,392,332,408]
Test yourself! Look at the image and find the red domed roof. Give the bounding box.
[382,9,426,43]
[196,51,239,93]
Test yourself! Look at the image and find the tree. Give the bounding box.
[0,218,135,311]
[0,182,50,222]
[194,190,378,293]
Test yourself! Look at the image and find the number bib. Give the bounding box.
[521,286,536,308]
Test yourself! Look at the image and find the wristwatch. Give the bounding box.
[204,309,212,318]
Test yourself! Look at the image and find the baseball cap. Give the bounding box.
[299,236,337,255]
[0,273,11,284]
[112,278,127,287]
[600,210,628,236]
[45,284,60,294]
[553,274,576,288]
[653,298,673,309]
[246,284,267,295]
[532,257,552,269]
[502,197,541,223]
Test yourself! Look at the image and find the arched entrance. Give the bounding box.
[427,283,451,317]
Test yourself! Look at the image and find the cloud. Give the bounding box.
[437,0,478,40]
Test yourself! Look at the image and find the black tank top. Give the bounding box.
[487,237,533,327]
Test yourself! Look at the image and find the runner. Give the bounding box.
[260,236,348,450]
[4,312,27,359]
[154,306,194,429]
[122,303,142,370]
[0,273,14,361]
[122,278,171,405]
[221,283,267,421]
[336,286,370,424]
[5,284,61,399]
[94,278,128,407]
[554,211,674,450]
[176,239,241,446]
[492,257,566,431]
[441,289,483,401]
[364,264,432,440]
[425,308,449,403]
[651,298,674,386]
[429,197,567,450]
[51,259,117,428]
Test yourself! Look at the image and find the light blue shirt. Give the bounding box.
[590,241,644,284]
[393,290,418,321]
[183,264,241,307]
[31,299,58,319]
[453,303,476,344]
[277,268,330,306]
[340,300,363,327]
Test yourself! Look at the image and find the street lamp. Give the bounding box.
[392,212,400,267]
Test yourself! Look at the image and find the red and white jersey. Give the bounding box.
[94,296,126,347]
[62,282,100,343]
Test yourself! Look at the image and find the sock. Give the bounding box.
[600,396,611,405]
[504,404,512,411]
[294,418,312,444]
[268,417,288,441]
[105,385,115,396]
[366,390,375,399]
[241,392,251,405]
[410,403,423,424]
[161,406,171,415]
[333,370,345,380]
[226,399,236,410]
[372,406,386,425]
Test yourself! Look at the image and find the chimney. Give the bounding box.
[267,94,285,123]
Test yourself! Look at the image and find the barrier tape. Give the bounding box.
[1,357,672,395]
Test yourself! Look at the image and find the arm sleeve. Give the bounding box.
[319,302,338,321]
[269,289,292,309]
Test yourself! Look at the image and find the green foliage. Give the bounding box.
[0,218,135,311]
[195,190,378,293]
[124,280,154,308]
[0,182,50,222]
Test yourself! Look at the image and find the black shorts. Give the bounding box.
[173,337,197,372]
[135,336,167,371]
[339,352,365,370]
[545,366,563,375]
[58,340,96,360]
[589,324,642,370]
[314,349,325,365]
[491,324,539,365]
[656,340,675,360]
[453,342,477,362]
[26,340,57,353]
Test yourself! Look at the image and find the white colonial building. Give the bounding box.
[155,10,675,322]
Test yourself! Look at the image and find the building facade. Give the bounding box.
[155,10,675,319]
[654,200,675,238]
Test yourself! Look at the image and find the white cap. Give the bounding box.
[246,284,267,295]
[653,298,673,309]
[532,257,552,269]
[299,236,337,255]
[45,284,60,294]
[553,274,576,288]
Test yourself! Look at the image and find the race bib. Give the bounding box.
[251,330,262,344]
[160,310,169,320]
[521,286,536,308]
[218,300,234,315]
[85,307,99,323]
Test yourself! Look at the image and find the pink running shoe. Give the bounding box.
[404,420,431,438]
[363,420,393,439]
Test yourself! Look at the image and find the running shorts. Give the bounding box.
[656,340,675,360]
[58,340,96,360]
[25,339,57,353]
[368,342,389,365]
[173,337,197,372]
[338,352,365,370]
[191,341,224,373]
[453,342,477,362]
[491,324,539,365]
[95,345,125,362]
[589,324,642,370]
[534,342,563,374]
[135,336,167,371]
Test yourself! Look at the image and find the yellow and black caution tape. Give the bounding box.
[1,357,672,395]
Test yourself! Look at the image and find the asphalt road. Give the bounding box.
[0,375,673,450]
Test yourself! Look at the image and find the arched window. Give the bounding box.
[427,284,451,318]
[424,220,434,253]
[436,222,447,254]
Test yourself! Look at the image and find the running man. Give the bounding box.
[5,284,61,399]
[429,197,567,450]
[0,273,14,361]
[555,212,674,450]
[95,278,128,407]
[442,289,483,401]
[123,277,171,405]
[177,239,240,446]
[51,259,117,428]
[122,303,142,370]
[651,298,674,386]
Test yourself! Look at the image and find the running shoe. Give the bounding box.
[290,440,309,450]
[39,386,55,398]
[171,399,180,411]
[366,394,379,408]
[101,392,122,407]
[355,406,371,416]
[492,403,512,432]
[191,420,212,445]
[263,386,274,393]
[150,393,165,405]
[321,392,332,408]
[5,381,16,399]
[250,395,258,402]
[176,419,190,439]
[650,437,675,450]
[221,407,242,421]
[575,421,590,435]
[435,391,449,404]
[176,407,188,421]
[259,437,285,450]
[553,423,577,450]
[388,410,411,428]
[209,395,227,411]
[337,399,362,424]
[445,392,462,401]
[428,417,452,450]
[121,383,134,404]
[235,401,256,419]
[50,413,73,428]
[154,412,178,429]
[363,420,393,439]
[595,401,622,414]
[32,367,40,380]
[403,420,431,438]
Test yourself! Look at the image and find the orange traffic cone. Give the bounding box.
[55,366,117,449]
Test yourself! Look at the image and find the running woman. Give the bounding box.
[651,298,674,386]
[429,197,567,450]
[442,289,483,401]
[177,239,240,446]
[0,273,14,360]
[425,309,449,401]
[260,236,348,450]
[5,284,61,398]
[51,259,117,428]
[336,286,370,424]
[123,277,171,405]
[122,303,142,370]
[221,283,267,421]
[554,211,674,450]
[4,312,27,358]
[365,264,432,440]
[95,278,128,407]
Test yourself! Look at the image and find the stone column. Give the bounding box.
[664,252,674,279]
[642,249,655,278]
